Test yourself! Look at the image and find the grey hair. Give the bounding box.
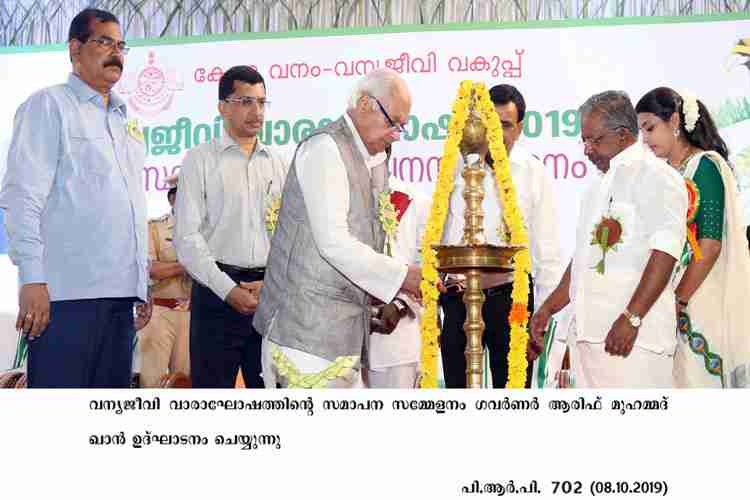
[579,90,638,137]
[347,68,408,110]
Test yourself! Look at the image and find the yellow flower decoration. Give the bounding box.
[418,81,471,388]
[272,347,357,388]
[127,118,145,143]
[476,84,531,389]
[378,190,398,256]
[265,194,282,236]
[418,81,531,389]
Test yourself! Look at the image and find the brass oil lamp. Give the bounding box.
[433,92,523,388]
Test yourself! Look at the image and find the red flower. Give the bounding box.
[390,190,412,223]
[593,217,622,248]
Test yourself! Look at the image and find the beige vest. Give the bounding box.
[253,117,386,362]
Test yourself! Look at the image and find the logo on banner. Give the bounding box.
[117,51,184,117]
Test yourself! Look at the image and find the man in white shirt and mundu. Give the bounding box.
[529,91,687,388]
[367,179,431,388]
[440,84,563,388]
[254,69,422,388]
[174,66,287,388]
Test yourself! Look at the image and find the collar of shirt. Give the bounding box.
[468,146,526,171]
[67,72,127,115]
[508,144,532,166]
[609,141,645,173]
[216,128,270,157]
[343,112,387,170]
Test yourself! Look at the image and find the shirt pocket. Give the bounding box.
[67,131,111,177]
[607,201,637,249]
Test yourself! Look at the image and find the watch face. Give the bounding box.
[629,316,641,328]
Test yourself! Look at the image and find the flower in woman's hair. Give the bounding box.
[678,90,700,133]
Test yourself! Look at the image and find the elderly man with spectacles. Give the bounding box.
[529,90,687,388]
[174,65,287,388]
[254,68,422,388]
[0,8,150,387]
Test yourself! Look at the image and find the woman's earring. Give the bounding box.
[673,128,679,137]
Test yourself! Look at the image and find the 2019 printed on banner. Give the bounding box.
[139,108,589,192]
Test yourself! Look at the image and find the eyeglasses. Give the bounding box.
[87,36,129,55]
[224,96,271,110]
[370,96,406,134]
[579,127,622,147]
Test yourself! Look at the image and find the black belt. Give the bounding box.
[216,262,266,275]
[444,283,512,296]
[486,284,510,295]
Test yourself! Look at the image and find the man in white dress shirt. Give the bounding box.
[440,84,563,388]
[254,69,422,388]
[174,66,287,388]
[367,179,430,388]
[529,91,687,388]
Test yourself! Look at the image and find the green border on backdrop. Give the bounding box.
[1,12,749,55]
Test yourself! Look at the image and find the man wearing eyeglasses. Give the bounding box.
[0,8,150,387]
[174,66,287,389]
[528,91,687,388]
[254,68,422,388]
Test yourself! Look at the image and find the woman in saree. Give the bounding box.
[636,87,750,388]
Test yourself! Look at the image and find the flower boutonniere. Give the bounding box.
[590,215,623,275]
[127,118,145,143]
[379,189,412,256]
[265,181,282,236]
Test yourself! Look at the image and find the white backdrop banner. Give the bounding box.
[1,15,750,369]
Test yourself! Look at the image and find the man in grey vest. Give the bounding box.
[254,69,422,388]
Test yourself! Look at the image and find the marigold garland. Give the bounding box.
[418,81,472,388]
[476,84,531,389]
[418,81,531,389]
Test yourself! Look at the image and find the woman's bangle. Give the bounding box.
[676,296,689,307]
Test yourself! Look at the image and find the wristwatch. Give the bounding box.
[392,298,408,317]
[623,308,642,328]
